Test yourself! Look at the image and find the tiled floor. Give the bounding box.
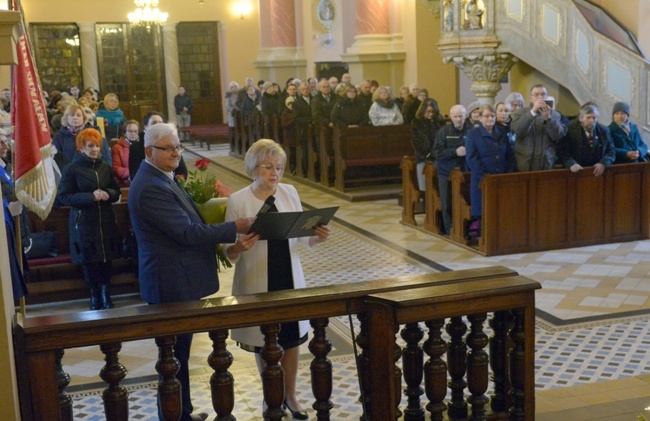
[26,141,650,420]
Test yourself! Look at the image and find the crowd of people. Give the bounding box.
[2,74,647,420]
[3,79,332,420]
[226,73,432,176]
[227,76,647,238]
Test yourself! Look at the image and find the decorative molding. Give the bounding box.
[541,2,562,47]
[574,28,589,76]
[505,0,524,23]
[601,55,636,106]
[421,0,442,18]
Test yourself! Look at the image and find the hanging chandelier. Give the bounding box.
[127,0,169,31]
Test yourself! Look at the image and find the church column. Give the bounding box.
[253,0,307,82]
[341,0,406,88]
[77,22,99,91]
[161,22,181,125]
[438,0,517,104]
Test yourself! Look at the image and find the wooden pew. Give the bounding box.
[449,168,473,246]
[400,155,422,226]
[262,114,280,142]
[477,162,650,255]
[25,202,138,303]
[317,126,335,186]
[333,125,412,192]
[180,124,230,150]
[423,161,444,234]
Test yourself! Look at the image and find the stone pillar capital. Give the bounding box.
[446,53,519,101]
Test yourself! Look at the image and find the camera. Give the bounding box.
[544,98,555,109]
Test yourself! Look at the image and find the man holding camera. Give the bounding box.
[510,84,567,171]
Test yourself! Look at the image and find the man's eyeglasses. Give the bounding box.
[531,92,548,98]
[257,163,284,172]
[150,145,185,153]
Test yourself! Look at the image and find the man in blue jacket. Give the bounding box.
[129,123,253,420]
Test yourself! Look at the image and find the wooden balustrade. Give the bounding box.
[366,275,540,420]
[14,266,538,420]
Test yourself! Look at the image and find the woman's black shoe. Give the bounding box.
[283,400,308,420]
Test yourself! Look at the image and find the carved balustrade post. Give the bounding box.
[400,322,424,421]
[489,311,512,412]
[356,312,371,421]
[508,308,526,420]
[55,349,73,421]
[260,323,286,421]
[423,319,447,421]
[208,329,235,420]
[99,342,129,420]
[155,335,182,421]
[446,316,468,419]
[393,328,403,419]
[466,313,489,421]
[309,318,334,420]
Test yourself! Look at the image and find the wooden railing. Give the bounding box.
[13,266,540,420]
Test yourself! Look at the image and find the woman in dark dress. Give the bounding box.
[56,128,122,310]
[225,139,330,419]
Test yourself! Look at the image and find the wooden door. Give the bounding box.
[96,24,166,125]
[176,22,223,125]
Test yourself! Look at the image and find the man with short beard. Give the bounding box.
[557,103,615,176]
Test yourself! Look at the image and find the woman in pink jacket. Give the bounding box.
[112,120,139,187]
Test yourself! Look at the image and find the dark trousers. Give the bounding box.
[438,175,452,234]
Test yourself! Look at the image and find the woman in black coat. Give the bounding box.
[330,84,369,128]
[56,128,122,310]
[411,98,444,191]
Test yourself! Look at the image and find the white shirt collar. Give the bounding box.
[145,159,174,180]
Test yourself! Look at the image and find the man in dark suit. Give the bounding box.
[557,103,615,177]
[293,82,313,177]
[129,123,254,421]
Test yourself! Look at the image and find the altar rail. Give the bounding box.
[13,266,540,420]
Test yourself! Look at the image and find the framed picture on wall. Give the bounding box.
[316,0,335,33]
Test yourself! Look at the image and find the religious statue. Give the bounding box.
[465,0,483,30]
[316,0,335,33]
[444,0,454,32]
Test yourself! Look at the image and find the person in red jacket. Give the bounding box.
[112,120,139,187]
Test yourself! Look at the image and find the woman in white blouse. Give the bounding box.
[225,138,330,419]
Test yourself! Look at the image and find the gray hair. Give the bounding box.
[505,92,524,106]
[450,104,466,115]
[244,139,286,177]
[144,123,177,147]
[580,104,599,118]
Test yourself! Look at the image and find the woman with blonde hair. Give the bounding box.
[97,93,126,140]
[369,86,404,126]
[225,139,330,419]
[53,104,111,169]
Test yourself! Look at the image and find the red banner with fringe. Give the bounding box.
[11,1,56,220]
